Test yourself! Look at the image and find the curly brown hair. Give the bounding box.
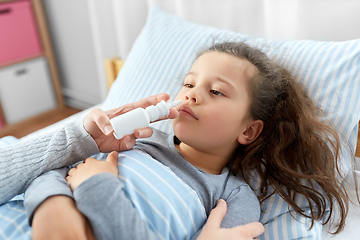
[202,41,352,233]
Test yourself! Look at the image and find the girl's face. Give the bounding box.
[172,51,258,156]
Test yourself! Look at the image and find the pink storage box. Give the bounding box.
[0,0,42,66]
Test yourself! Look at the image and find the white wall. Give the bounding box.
[43,0,118,109]
[43,0,360,108]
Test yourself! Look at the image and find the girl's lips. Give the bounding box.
[178,105,198,120]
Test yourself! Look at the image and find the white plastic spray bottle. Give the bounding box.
[110,99,182,140]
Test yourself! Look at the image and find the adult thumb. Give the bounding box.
[106,151,119,166]
[205,199,227,228]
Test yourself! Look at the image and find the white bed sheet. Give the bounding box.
[322,171,360,239]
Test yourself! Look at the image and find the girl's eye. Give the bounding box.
[183,83,194,88]
[210,90,224,96]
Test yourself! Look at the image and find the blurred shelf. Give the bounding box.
[0,0,64,133]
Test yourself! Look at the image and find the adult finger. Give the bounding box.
[84,108,114,136]
[204,199,227,229]
[106,93,171,119]
[154,108,179,122]
[117,135,136,151]
[167,108,179,119]
[85,220,95,240]
[238,222,265,238]
[133,127,154,139]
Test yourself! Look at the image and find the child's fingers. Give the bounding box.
[65,175,73,189]
[67,167,76,177]
[65,175,71,183]
[83,157,97,164]
[205,199,227,229]
[106,151,119,166]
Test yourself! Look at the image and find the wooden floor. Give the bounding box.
[0,106,81,139]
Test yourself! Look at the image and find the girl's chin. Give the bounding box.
[172,125,191,140]
[172,120,186,132]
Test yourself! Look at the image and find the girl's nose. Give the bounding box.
[185,88,201,104]
[185,95,196,103]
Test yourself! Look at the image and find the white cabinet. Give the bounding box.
[0,57,57,124]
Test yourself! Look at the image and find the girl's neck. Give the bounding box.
[175,142,230,175]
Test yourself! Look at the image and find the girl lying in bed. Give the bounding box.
[26,42,264,240]
[3,41,350,240]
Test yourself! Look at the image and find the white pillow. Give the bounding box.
[102,6,360,239]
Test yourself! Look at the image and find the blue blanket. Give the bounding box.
[0,136,32,240]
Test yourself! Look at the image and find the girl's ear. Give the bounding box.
[237,120,263,145]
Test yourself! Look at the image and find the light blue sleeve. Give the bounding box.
[24,167,73,224]
[73,173,160,240]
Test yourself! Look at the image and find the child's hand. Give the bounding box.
[66,151,119,191]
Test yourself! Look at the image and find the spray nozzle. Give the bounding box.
[110,98,182,139]
[168,99,182,108]
[145,99,182,122]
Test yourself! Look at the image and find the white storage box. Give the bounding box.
[0,57,57,124]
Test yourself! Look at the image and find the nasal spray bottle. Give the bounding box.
[110,100,182,140]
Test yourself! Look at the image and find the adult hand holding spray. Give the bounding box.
[110,100,182,139]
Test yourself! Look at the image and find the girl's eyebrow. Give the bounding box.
[186,72,235,88]
[186,72,235,90]
[215,77,236,91]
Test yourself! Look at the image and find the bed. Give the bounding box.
[1,1,360,239]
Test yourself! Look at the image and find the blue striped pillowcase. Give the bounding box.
[102,6,360,239]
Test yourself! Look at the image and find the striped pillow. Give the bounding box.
[102,6,360,239]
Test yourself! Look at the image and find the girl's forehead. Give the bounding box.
[192,51,257,81]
